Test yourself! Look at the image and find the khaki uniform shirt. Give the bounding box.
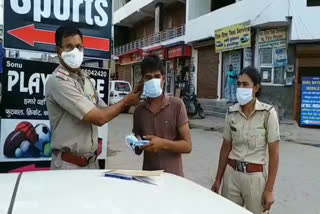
[223,99,280,164]
[132,95,189,177]
[45,65,107,155]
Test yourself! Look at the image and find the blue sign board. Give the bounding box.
[301,77,320,126]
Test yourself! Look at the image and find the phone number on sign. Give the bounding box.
[83,69,108,78]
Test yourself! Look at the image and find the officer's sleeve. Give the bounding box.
[267,108,280,143]
[49,78,96,120]
[223,113,232,141]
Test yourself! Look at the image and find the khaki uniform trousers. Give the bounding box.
[222,164,269,214]
[50,151,99,170]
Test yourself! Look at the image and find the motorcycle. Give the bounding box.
[182,92,206,119]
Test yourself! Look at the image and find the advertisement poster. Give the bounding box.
[243,47,252,68]
[0,58,109,162]
[215,21,251,53]
[301,77,320,126]
[274,48,288,67]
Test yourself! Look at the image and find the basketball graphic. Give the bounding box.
[15,121,38,144]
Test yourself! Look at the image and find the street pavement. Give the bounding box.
[106,114,320,214]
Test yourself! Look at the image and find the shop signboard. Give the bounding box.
[301,77,320,126]
[119,49,143,65]
[4,0,112,59]
[167,45,192,59]
[0,58,109,163]
[258,28,287,49]
[146,46,166,60]
[215,21,251,53]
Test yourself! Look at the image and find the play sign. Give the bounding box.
[4,0,112,59]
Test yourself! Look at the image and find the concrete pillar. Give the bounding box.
[217,52,222,99]
[155,3,163,33]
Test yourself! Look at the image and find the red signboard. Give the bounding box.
[167,45,192,59]
[145,46,166,59]
[119,49,143,65]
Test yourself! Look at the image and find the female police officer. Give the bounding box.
[211,67,280,214]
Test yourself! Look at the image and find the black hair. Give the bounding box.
[239,67,262,97]
[140,55,164,76]
[55,25,83,47]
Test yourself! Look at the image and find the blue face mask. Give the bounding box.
[143,78,163,98]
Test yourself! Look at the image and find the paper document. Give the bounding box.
[103,170,164,185]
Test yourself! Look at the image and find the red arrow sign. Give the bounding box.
[8,24,110,52]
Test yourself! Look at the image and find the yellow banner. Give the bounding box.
[215,22,251,53]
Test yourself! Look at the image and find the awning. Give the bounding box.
[119,49,143,65]
[144,45,166,59]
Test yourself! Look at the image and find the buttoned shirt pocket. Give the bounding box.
[249,128,266,150]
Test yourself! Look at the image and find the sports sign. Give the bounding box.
[4,0,112,59]
[0,58,109,163]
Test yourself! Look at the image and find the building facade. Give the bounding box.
[113,0,193,97]
[113,0,320,122]
[185,0,320,121]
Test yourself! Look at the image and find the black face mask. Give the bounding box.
[229,68,233,71]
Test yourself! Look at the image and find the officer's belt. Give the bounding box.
[228,158,263,173]
[61,152,97,167]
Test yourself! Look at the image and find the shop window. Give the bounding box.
[307,0,320,6]
[260,48,287,85]
[260,48,272,64]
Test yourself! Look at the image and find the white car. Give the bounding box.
[0,170,252,214]
[109,80,132,105]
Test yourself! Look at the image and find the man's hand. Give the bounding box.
[262,190,275,212]
[140,135,165,153]
[134,135,143,155]
[211,178,222,194]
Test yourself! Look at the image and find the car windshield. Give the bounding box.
[115,82,130,92]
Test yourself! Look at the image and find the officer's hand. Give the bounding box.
[123,91,142,106]
[140,135,164,153]
[133,80,144,93]
[123,81,143,106]
[211,179,221,194]
[262,190,275,212]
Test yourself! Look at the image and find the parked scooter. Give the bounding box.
[182,90,206,119]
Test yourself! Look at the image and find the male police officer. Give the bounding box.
[45,26,142,169]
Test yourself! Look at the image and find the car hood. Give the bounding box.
[0,170,252,214]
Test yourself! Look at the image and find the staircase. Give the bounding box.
[199,99,229,118]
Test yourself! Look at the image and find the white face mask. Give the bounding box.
[143,78,163,98]
[236,88,253,105]
[61,48,84,69]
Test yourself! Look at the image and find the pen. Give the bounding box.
[103,173,133,181]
